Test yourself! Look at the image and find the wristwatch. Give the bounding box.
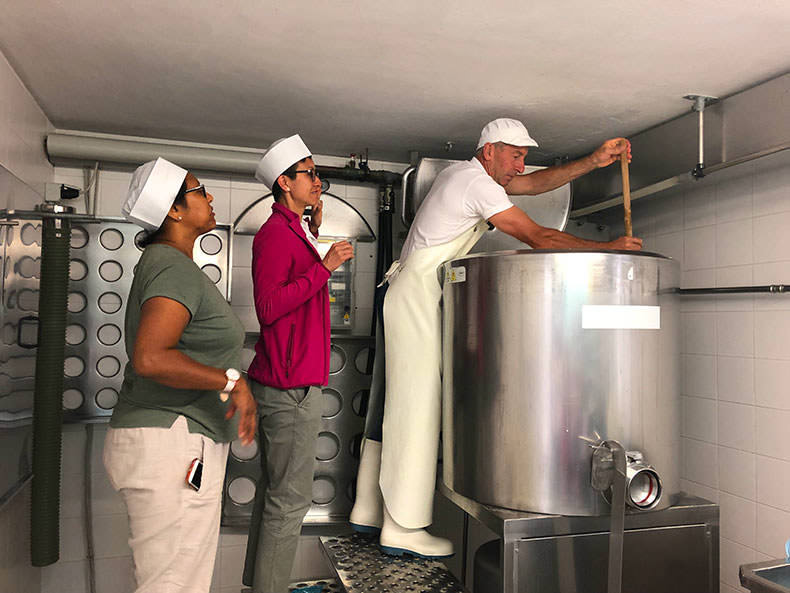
[220,368,241,402]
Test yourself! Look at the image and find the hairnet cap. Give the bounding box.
[476,118,539,150]
[122,157,188,231]
[255,134,312,189]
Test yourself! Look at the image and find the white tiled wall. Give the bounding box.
[0,46,53,593]
[598,148,790,592]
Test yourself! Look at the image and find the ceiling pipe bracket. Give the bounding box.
[683,94,718,178]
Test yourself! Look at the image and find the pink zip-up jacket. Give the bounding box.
[247,202,331,389]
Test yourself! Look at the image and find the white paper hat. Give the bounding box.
[255,134,311,189]
[477,118,538,150]
[122,157,188,231]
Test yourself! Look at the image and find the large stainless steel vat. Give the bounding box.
[441,250,680,516]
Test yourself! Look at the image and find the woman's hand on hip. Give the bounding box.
[225,377,257,445]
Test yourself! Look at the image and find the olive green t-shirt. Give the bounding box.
[110,244,244,442]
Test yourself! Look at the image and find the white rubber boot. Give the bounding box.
[349,439,384,533]
[379,504,453,558]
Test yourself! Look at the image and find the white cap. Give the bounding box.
[255,134,312,188]
[122,157,188,231]
[476,118,538,150]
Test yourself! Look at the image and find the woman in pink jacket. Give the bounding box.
[242,134,353,593]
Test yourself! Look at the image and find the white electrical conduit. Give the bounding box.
[697,108,705,166]
[82,162,99,216]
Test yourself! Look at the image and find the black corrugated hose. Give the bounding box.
[30,216,71,566]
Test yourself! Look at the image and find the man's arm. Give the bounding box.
[488,205,642,250]
[505,138,631,196]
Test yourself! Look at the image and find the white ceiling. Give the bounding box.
[2,0,789,163]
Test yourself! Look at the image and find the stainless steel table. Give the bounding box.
[439,483,719,593]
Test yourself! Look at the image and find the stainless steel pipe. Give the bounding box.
[441,250,680,516]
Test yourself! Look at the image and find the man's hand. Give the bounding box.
[591,138,631,169]
[226,377,257,445]
[308,199,323,234]
[322,240,354,272]
[607,236,643,251]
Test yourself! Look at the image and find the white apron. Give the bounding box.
[379,220,489,528]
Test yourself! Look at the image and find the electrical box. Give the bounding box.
[316,237,355,331]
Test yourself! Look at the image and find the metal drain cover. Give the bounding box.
[319,533,468,592]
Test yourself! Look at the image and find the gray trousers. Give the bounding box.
[242,381,322,593]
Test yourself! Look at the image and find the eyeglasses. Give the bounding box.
[294,169,319,182]
[185,184,207,197]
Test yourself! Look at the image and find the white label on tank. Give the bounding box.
[582,305,660,329]
[446,266,466,283]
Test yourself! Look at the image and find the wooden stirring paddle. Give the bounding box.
[620,152,632,237]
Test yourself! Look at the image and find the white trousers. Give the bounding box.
[103,416,229,593]
[379,221,488,527]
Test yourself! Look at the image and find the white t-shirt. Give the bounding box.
[400,158,513,261]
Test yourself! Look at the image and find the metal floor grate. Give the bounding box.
[242,578,342,593]
[319,533,468,593]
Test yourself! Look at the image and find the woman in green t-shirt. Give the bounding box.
[103,157,256,593]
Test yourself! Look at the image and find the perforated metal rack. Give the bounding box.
[62,219,230,420]
[319,533,469,593]
[1,216,231,423]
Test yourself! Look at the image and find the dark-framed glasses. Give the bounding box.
[294,168,319,182]
[185,184,207,198]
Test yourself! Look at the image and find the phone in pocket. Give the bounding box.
[186,458,203,491]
